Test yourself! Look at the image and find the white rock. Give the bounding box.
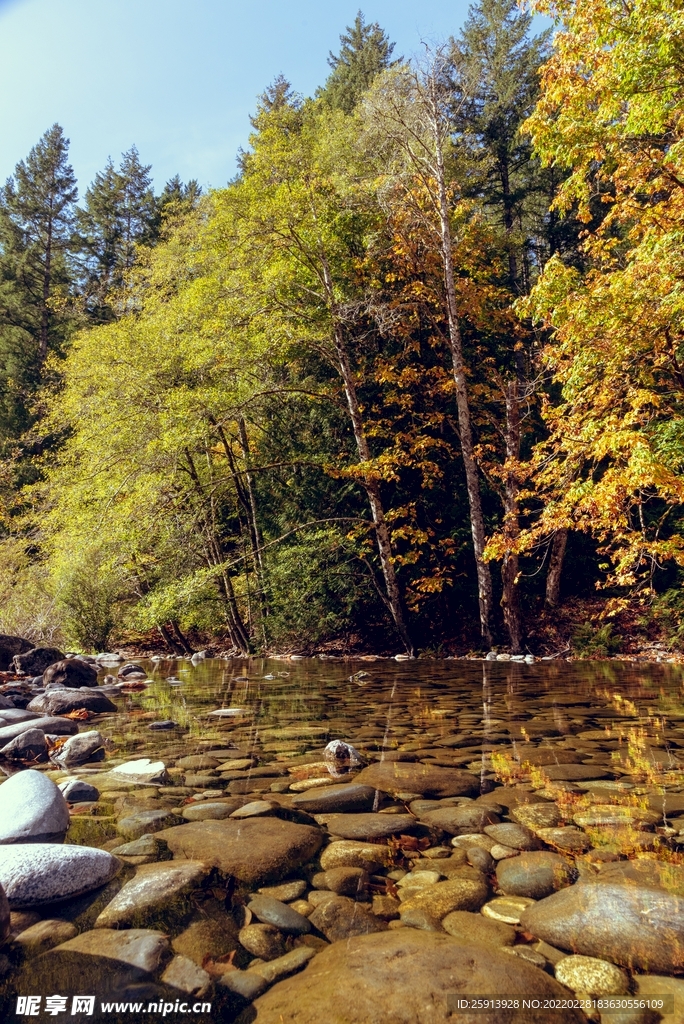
[555,955,630,997]
[0,843,121,907]
[109,758,167,784]
[0,769,70,844]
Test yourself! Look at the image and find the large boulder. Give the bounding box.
[43,659,99,689]
[520,861,684,973]
[28,689,116,716]
[0,769,70,844]
[13,647,64,675]
[354,762,479,799]
[0,634,32,671]
[244,930,587,1023]
[157,817,323,886]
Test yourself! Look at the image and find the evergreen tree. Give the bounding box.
[76,147,157,322]
[0,124,77,444]
[451,0,550,290]
[319,11,397,113]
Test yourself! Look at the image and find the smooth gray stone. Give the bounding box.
[50,731,106,768]
[94,861,209,928]
[496,852,577,900]
[58,779,100,803]
[292,783,377,814]
[0,843,122,907]
[0,769,70,844]
[0,728,49,762]
[0,717,78,744]
[218,969,268,1002]
[29,689,115,716]
[0,709,42,724]
[247,894,311,935]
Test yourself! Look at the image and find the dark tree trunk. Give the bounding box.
[501,379,524,652]
[170,620,194,655]
[545,529,568,608]
[158,623,184,655]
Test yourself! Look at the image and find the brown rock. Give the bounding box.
[245,930,587,1023]
[354,762,479,799]
[157,817,323,886]
[441,910,515,947]
[398,876,489,920]
[308,896,387,942]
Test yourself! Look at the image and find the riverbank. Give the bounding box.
[0,653,682,1021]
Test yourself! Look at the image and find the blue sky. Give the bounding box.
[0,0,547,196]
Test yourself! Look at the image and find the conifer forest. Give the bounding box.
[1,0,683,659]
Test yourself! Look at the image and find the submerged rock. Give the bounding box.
[0,843,121,907]
[0,769,70,844]
[554,954,630,997]
[239,923,287,961]
[419,805,499,835]
[95,861,209,928]
[320,813,418,840]
[245,930,587,1023]
[248,895,311,935]
[495,852,577,900]
[398,876,489,920]
[157,817,323,886]
[0,717,78,744]
[291,784,376,814]
[354,762,479,799]
[29,689,115,716]
[109,758,168,785]
[308,895,386,941]
[520,874,684,973]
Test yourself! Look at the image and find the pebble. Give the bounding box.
[257,880,307,902]
[13,918,78,953]
[318,813,417,840]
[398,876,489,919]
[484,822,539,850]
[495,851,577,899]
[319,840,394,872]
[511,803,562,829]
[58,779,100,803]
[110,758,168,785]
[311,867,368,896]
[181,801,238,821]
[160,954,211,996]
[0,844,121,907]
[555,954,630,996]
[248,945,315,984]
[466,847,495,872]
[419,805,500,835]
[230,800,275,818]
[239,923,287,961]
[442,909,515,947]
[0,769,70,844]
[481,895,536,925]
[217,969,268,1004]
[248,894,311,935]
[116,809,182,840]
[308,895,387,941]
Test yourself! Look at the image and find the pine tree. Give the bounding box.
[451,0,550,290]
[0,124,77,443]
[319,11,397,113]
[76,147,157,322]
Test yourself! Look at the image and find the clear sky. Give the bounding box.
[0,0,547,197]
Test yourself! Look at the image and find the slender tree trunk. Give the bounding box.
[158,623,184,655]
[332,323,414,656]
[501,380,524,652]
[545,529,568,608]
[211,417,269,630]
[183,448,252,654]
[170,619,194,655]
[315,246,414,655]
[431,104,494,647]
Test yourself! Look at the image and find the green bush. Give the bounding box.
[571,621,622,658]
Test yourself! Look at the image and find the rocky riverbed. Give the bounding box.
[0,647,683,1022]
